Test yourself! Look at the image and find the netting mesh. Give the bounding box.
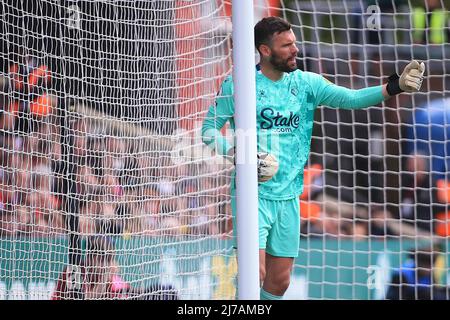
[273,0,450,300]
[0,0,234,300]
[0,0,449,300]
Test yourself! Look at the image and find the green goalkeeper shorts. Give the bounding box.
[231,190,300,258]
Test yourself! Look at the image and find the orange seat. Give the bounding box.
[436,179,450,203]
[435,212,450,237]
[28,65,51,88]
[300,163,323,200]
[300,201,321,221]
[299,164,323,220]
[29,93,54,116]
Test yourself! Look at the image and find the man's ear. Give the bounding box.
[258,44,271,58]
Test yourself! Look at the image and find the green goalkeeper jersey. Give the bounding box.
[202,66,385,200]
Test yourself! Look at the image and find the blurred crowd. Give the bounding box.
[0,55,232,238]
[0,109,233,238]
[0,0,448,242]
[0,54,448,242]
[299,154,448,241]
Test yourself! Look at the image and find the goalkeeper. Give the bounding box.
[201,16,425,300]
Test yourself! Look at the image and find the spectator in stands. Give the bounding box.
[0,78,15,150]
[0,124,65,236]
[78,186,122,236]
[190,197,219,236]
[159,195,184,237]
[77,156,102,204]
[86,136,106,178]
[412,0,449,45]
[299,163,369,240]
[103,137,124,199]
[140,185,161,235]
[28,161,57,234]
[0,205,30,236]
[52,236,130,300]
[0,209,14,237]
[120,152,142,190]
[336,219,369,241]
[73,120,88,158]
[299,164,324,237]
[399,154,437,232]
[369,153,438,239]
[399,97,450,237]
[160,215,184,237]
[386,246,449,300]
[404,97,450,182]
[0,141,29,236]
[156,166,184,236]
[96,194,122,235]
[7,52,57,136]
[352,220,369,241]
[120,183,165,236]
[79,191,102,235]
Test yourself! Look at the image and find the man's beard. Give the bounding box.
[269,52,297,73]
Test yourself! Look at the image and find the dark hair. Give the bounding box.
[254,16,292,53]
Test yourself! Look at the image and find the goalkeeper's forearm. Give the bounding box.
[323,60,425,109]
[201,105,233,157]
[333,70,422,104]
[201,127,233,157]
[322,85,386,110]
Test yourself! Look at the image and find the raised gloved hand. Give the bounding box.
[399,60,425,92]
[386,60,425,95]
[226,148,279,183]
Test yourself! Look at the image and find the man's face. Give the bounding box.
[264,30,299,73]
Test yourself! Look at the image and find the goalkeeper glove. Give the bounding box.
[257,152,279,183]
[227,148,279,183]
[386,60,425,95]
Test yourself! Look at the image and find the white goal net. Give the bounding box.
[272,0,450,300]
[0,0,449,300]
[0,0,235,300]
